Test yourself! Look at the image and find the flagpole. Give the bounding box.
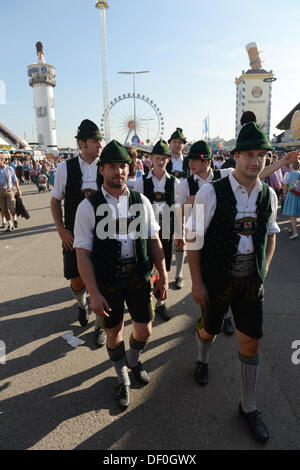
[208,115,210,142]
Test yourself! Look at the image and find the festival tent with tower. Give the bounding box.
[0,123,31,157]
[235,42,276,139]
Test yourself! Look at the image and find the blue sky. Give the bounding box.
[1,0,299,147]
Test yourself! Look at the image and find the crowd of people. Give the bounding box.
[0,155,66,230]
[1,114,300,445]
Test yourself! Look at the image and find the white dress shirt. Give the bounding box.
[135,170,180,214]
[186,172,280,255]
[176,168,233,206]
[51,156,99,200]
[73,185,160,257]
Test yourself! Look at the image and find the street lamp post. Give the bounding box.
[141,118,154,142]
[118,71,150,138]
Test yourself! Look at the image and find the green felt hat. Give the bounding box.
[75,119,103,140]
[168,127,186,144]
[151,139,171,157]
[188,140,212,160]
[100,140,132,164]
[234,122,274,152]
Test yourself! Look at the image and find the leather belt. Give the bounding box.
[230,253,256,278]
[118,257,136,278]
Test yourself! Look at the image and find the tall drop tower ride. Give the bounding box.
[96,1,111,143]
[27,42,58,151]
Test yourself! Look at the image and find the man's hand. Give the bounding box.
[153,275,168,301]
[174,238,185,250]
[192,282,209,308]
[90,291,111,318]
[282,151,300,165]
[58,227,74,251]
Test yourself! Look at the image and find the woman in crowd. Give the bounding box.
[282,159,300,240]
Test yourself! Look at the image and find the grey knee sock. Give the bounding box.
[126,333,147,368]
[72,286,87,309]
[195,329,215,364]
[175,249,185,279]
[107,341,130,386]
[238,353,259,413]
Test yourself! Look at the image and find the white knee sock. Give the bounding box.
[195,329,215,364]
[175,249,185,279]
[71,286,87,309]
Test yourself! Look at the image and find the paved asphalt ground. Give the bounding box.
[0,183,299,451]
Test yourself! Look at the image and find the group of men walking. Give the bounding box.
[50,117,299,444]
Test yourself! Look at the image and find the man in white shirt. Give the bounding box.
[177,140,235,335]
[166,128,189,289]
[73,140,168,409]
[135,139,181,321]
[50,119,106,347]
[186,122,281,443]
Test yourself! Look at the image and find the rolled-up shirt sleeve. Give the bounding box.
[268,187,280,234]
[175,178,189,206]
[73,199,95,252]
[139,194,160,238]
[186,183,216,234]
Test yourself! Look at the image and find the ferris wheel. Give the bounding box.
[100,93,164,146]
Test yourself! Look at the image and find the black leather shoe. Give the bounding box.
[239,403,269,443]
[194,361,208,386]
[13,220,18,228]
[78,305,89,327]
[156,304,171,321]
[127,361,149,385]
[116,383,131,409]
[94,327,107,347]
[223,317,234,336]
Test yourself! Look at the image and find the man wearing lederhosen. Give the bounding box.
[166,128,190,290]
[73,140,168,409]
[186,122,281,443]
[177,140,235,335]
[135,139,181,321]
[50,119,106,347]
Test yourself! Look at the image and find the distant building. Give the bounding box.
[275,102,300,150]
[0,122,27,153]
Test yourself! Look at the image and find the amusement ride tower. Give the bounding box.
[27,42,58,152]
[96,0,111,143]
